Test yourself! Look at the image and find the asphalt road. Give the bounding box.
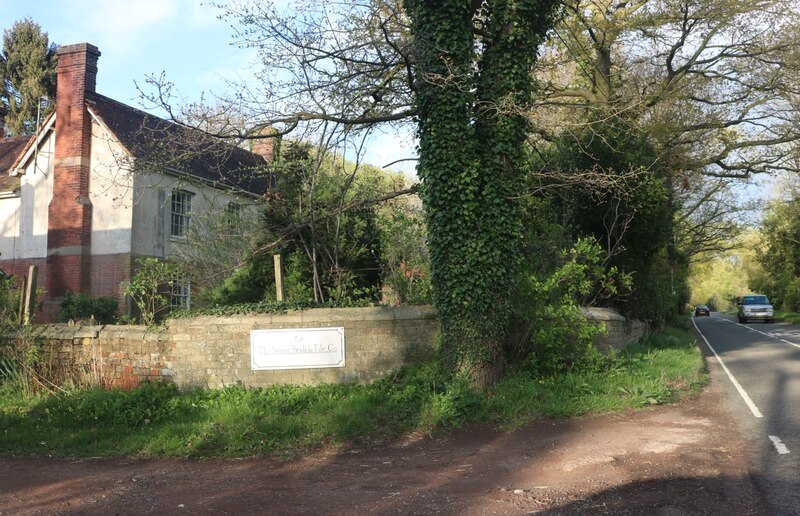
[693,313,800,515]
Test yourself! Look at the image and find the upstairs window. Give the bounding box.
[170,190,193,239]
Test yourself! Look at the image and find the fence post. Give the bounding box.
[17,275,27,324]
[274,254,285,302]
[22,265,38,325]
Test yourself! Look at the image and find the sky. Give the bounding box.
[0,0,418,175]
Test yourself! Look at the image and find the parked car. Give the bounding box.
[694,305,710,317]
[738,295,774,324]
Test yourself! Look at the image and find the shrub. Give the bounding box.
[0,276,17,327]
[516,238,631,376]
[123,258,181,325]
[60,292,119,324]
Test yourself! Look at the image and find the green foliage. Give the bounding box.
[377,206,432,305]
[486,325,706,428]
[687,237,756,311]
[405,0,560,385]
[0,18,57,136]
[755,193,800,310]
[165,298,370,319]
[210,257,274,306]
[516,238,631,376]
[59,292,119,324]
[123,258,181,325]
[38,382,184,428]
[0,324,703,458]
[0,330,49,397]
[0,274,18,328]
[532,113,680,323]
[223,141,396,306]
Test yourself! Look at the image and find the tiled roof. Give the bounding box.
[87,92,273,196]
[0,135,31,193]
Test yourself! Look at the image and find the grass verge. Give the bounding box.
[0,324,706,459]
[774,310,800,324]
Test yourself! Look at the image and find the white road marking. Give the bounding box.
[720,318,800,349]
[704,317,796,456]
[692,318,764,419]
[769,435,790,455]
[781,339,800,349]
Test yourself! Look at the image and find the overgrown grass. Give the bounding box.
[0,325,706,459]
[484,325,706,428]
[774,310,800,324]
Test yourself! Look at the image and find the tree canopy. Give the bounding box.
[0,18,57,136]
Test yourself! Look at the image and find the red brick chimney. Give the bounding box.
[46,43,101,300]
[250,127,279,162]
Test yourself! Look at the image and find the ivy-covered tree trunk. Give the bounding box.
[405,0,558,387]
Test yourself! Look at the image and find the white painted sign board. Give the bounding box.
[250,327,345,370]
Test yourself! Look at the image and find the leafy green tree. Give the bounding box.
[530,0,792,283]
[538,0,800,180]
[755,183,800,310]
[533,113,678,322]
[688,247,751,311]
[377,203,432,305]
[212,141,401,306]
[519,238,630,376]
[0,18,57,136]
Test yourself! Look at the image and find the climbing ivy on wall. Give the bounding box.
[405,0,559,387]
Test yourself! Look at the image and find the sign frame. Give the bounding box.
[250,327,346,371]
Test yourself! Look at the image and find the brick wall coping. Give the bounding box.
[0,306,634,340]
[582,306,627,322]
[167,305,438,327]
[2,305,439,341]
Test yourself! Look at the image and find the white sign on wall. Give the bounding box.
[250,327,345,370]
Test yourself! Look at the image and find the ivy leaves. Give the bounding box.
[405,0,560,384]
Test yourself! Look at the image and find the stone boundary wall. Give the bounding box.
[3,306,438,390]
[1,306,642,390]
[168,306,438,389]
[11,325,171,389]
[583,307,646,352]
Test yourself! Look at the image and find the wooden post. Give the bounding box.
[274,254,285,302]
[22,265,38,325]
[17,274,27,324]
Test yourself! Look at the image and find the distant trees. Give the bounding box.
[687,233,758,311]
[0,18,57,136]
[752,178,800,310]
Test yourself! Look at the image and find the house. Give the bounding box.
[0,43,274,321]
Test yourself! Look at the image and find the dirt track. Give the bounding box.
[0,356,765,515]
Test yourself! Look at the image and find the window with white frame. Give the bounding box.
[170,189,193,239]
[170,279,191,310]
